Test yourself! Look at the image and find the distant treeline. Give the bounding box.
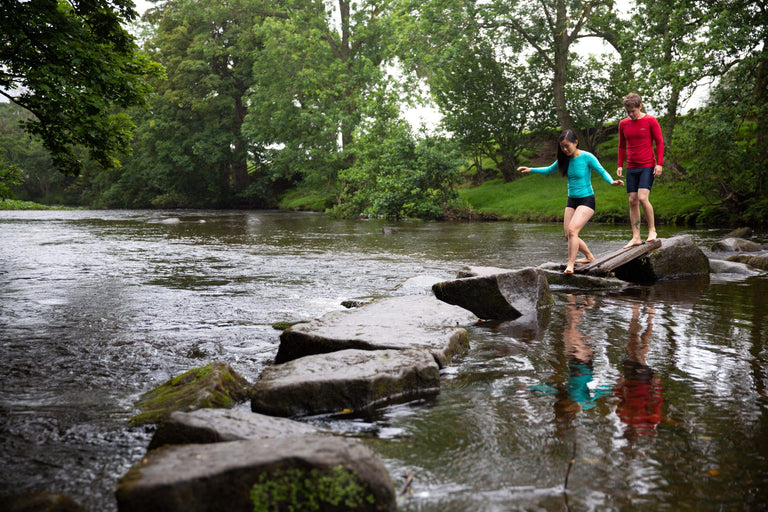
[1,0,766,225]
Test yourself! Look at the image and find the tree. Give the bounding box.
[0,103,66,202]
[482,0,622,144]
[627,0,719,143]
[0,0,163,174]
[668,0,768,224]
[336,121,466,219]
[242,0,395,192]
[671,65,764,224]
[432,40,552,181]
[123,0,267,207]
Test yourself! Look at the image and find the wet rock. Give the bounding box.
[614,235,710,283]
[709,259,763,276]
[432,267,553,321]
[252,348,440,417]
[455,265,511,278]
[0,492,86,512]
[393,274,446,296]
[147,408,325,451]
[727,253,768,271]
[711,237,763,253]
[539,268,628,290]
[275,295,477,367]
[129,361,251,427]
[724,227,752,239]
[115,436,396,512]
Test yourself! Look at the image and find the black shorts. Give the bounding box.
[566,195,596,210]
[626,166,655,193]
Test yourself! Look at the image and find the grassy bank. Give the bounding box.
[0,199,74,210]
[458,134,707,225]
[458,174,706,225]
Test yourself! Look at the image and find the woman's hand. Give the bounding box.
[517,166,531,173]
[611,179,624,186]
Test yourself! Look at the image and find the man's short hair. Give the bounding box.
[623,93,642,109]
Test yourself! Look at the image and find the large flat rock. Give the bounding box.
[148,408,325,451]
[116,437,395,512]
[275,295,478,367]
[252,348,440,417]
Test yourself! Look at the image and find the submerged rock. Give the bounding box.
[147,408,325,451]
[711,237,763,253]
[252,348,440,417]
[614,235,710,283]
[115,436,396,512]
[432,266,553,321]
[709,258,763,276]
[129,361,251,427]
[275,295,477,367]
[726,253,768,271]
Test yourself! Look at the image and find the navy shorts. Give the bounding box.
[626,166,655,193]
[566,194,596,210]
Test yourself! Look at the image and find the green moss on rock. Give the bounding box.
[129,361,250,427]
[250,465,376,512]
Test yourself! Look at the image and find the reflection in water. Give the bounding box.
[532,295,612,428]
[615,303,663,441]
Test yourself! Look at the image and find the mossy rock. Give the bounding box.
[129,361,250,427]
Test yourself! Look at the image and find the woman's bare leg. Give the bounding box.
[563,205,595,273]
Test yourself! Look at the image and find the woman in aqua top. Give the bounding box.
[518,130,624,274]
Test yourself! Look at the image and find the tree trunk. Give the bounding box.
[553,0,583,141]
[231,95,250,191]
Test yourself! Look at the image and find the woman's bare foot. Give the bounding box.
[623,238,643,249]
[564,266,574,274]
[575,256,595,264]
[646,231,657,242]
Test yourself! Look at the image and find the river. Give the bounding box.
[1,210,766,511]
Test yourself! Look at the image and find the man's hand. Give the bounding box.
[654,165,663,177]
[617,167,623,177]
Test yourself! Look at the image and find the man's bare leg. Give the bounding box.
[638,188,656,242]
[623,192,643,248]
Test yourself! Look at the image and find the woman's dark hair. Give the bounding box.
[557,129,578,177]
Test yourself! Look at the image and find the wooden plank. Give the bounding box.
[574,239,662,276]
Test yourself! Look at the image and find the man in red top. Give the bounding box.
[617,93,664,248]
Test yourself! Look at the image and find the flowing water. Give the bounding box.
[0,210,766,511]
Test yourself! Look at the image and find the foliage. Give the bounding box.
[0,162,22,200]
[249,465,375,511]
[670,62,765,224]
[0,0,163,174]
[0,103,72,202]
[480,0,625,145]
[431,31,552,182]
[335,122,466,220]
[242,0,397,190]
[116,0,270,208]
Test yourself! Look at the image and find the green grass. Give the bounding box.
[278,185,335,212]
[459,168,706,225]
[0,199,75,210]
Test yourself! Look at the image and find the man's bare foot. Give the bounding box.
[575,257,595,264]
[646,232,657,242]
[564,267,574,274]
[623,239,643,249]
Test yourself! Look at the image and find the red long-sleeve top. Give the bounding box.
[617,115,664,169]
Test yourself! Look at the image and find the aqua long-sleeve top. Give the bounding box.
[530,151,615,199]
